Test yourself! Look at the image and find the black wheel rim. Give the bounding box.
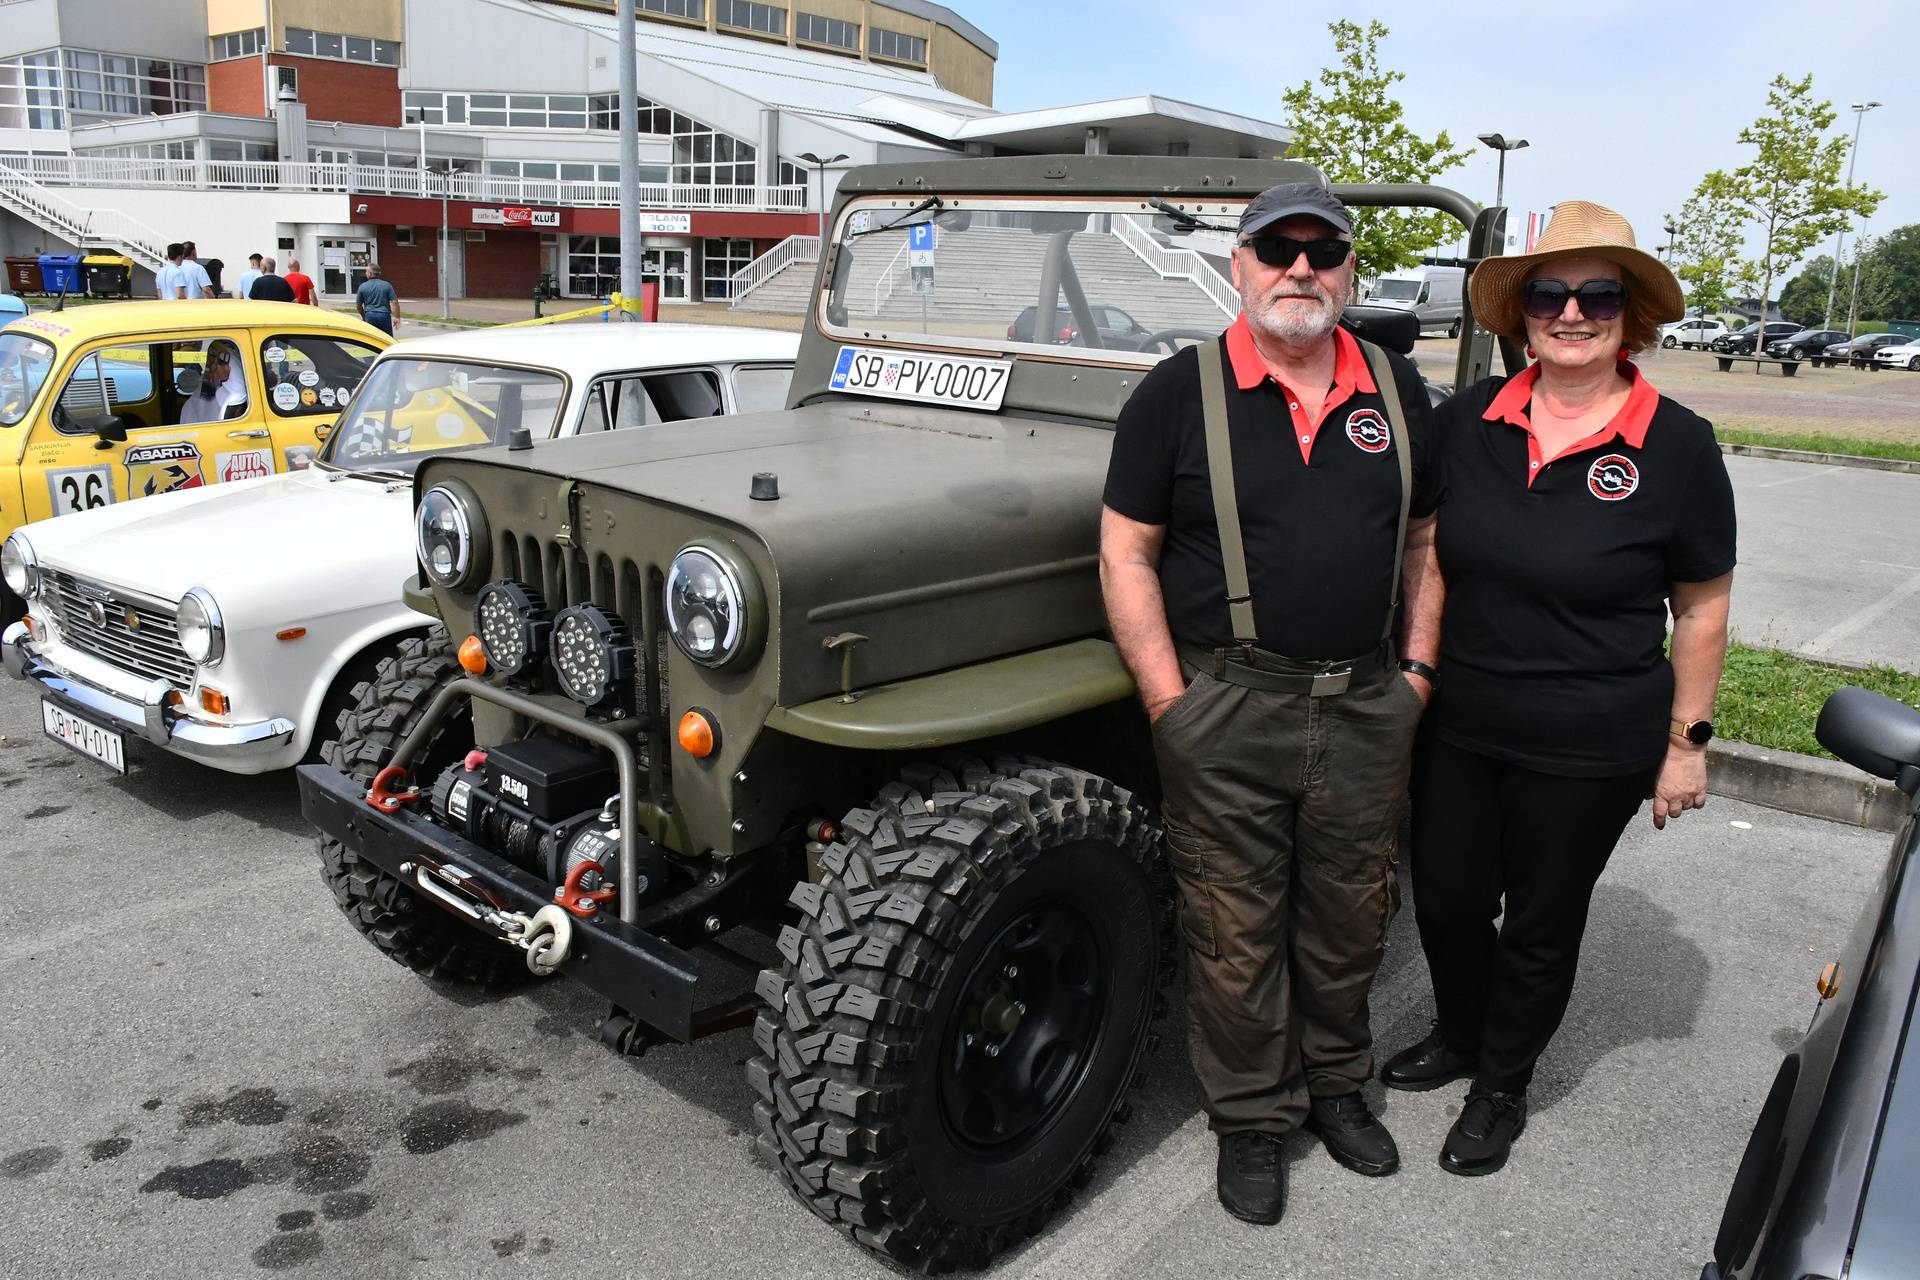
[937,895,1107,1155]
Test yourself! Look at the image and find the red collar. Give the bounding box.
[1224,313,1377,396]
[1482,361,1659,448]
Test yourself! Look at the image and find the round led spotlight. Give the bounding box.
[549,603,633,711]
[475,579,549,679]
[665,546,753,669]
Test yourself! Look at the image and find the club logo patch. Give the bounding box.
[123,441,204,498]
[1588,454,1640,501]
[1345,408,1391,454]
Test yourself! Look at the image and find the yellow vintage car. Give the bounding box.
[0,301,391,606]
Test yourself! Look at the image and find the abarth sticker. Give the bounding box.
[1588,454,1640,501]
[124,441,204,497]
[216,449,273,483]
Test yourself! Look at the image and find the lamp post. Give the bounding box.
[617,0,641,319]
[1476,132,1529,213]
[798,152,848,249]
[1824,100,1881,329]
[1663,219,1678,262]
[413,122,450,321]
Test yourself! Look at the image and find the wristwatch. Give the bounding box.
[1670,717,1715,746]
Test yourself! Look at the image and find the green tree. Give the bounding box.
[1281,19,1472,277]
[1710,74,1882,359]
[1778,254,1847,326]
[1668,172,1752,315]
[1856,224,1920,321]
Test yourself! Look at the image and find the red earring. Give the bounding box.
[1618,346,1631,361]
[1525,344,1535,359]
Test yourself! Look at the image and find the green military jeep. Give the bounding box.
[298,154,1506,1271]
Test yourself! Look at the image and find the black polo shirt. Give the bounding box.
[1103,316,1440,661]
[1433,363,1737,776]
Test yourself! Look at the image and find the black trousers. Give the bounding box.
[1409,736,1659,1092]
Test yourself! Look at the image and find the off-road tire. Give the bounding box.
[747,755,1169,1273]
[316,626,522,989]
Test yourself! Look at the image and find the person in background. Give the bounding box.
[283,257,317,306]
[156,244,188,301]
[1380,201,1735,1177]
[232,252,264,301]
[248,257,296,303]
[179,240,214,298]
[355,262,399,335]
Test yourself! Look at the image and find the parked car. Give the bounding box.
[1366,264,1466,337]
[1821,331,1912,367]
[1713,322,1798,355]
[1660,317,1728,349]
[1768,329,1848,359]
[1006,301,1151,348]
[0,323,797,775]
[0,301,391,618]
[1873,340,1920,370]
[1703,687,1920,1280]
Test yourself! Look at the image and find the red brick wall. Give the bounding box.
[207,57,265,117]
[268,55,401,126]
[374,225,435,296]
[373,226,540,298]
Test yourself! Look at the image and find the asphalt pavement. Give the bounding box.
[0,670,1892,1279]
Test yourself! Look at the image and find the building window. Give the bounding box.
[868,28,926,62]
[568,235,621,296]
[715,0,784,36]
[701,237,754,300]
[638,0,704,19]
[394,227,415,246]
[207,140,275,162]
[285,28,400,66]
[0,48,206,129]
[211,29,265,61]
[795,12,857,49]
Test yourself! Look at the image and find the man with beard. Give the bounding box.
[1100,183,1442,1225]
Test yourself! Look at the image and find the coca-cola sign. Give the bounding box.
[473,207,560,228]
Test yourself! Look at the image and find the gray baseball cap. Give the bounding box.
[1238,183,1353,239]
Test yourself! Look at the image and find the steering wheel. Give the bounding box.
[1137,327,1221,354]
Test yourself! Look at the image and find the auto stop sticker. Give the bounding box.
[216,449,273,483]
[273,383,300,412]
[1344,408,1391,454]
[829,346,1011,412]
[1588,454,1640,501]
[124,441,204,497]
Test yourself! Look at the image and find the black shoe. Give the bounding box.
[1216,1131,1287,1224]
[1381,1028,1475,1092]
[1306,1092,1400,1177]
[1439,1084,1528,1176]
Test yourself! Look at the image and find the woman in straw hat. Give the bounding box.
[1378,201,1735,1174]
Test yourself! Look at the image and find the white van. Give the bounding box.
[1366,265,1466,337]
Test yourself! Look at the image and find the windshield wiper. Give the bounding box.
[849,195,944,238]
[1148,198,1237,233]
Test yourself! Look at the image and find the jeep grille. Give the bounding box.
[44,571,196,687]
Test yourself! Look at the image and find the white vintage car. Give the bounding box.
[0,323,798,775]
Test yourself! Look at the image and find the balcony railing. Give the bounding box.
[8,155,811,212]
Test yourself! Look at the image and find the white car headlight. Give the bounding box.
[176,587,224,666]
[416,484,485,589]
[1,533,38,600]
[665,545,759,669]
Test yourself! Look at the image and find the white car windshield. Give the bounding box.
[820,197,1246,363]
[0,332,56,427]
[1371,279,1421,301]
[320,358,565,473]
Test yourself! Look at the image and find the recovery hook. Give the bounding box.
[367,764,424,813]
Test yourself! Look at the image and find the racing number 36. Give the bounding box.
[50,467,113,515]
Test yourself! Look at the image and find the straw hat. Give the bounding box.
[1469,200,1685,342]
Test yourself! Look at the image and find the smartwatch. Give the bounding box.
[1670,718,1714,746]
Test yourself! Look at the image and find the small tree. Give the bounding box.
[1712,74,1882,360]
[1669,173,1751,316]
[1281,19,1472,277]
[1779,255,1846,326]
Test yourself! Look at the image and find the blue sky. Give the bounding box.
[964,0,1911,289]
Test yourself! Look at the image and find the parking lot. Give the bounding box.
[0,664,1891,1279]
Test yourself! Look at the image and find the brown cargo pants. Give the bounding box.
[1152,658,1422,1136]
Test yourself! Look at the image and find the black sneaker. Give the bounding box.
[1216,1131,1287,1224]
[1381,1028,1475,1092]
[1306,1092,1400,1177]
[1439,1084,1528,1176]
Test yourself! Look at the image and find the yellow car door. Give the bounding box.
[252,329,386,470]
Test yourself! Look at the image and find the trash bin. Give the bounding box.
[82,252,134,299]
[6,257,40,294]
[38,253,83,297]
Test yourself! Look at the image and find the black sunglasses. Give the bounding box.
[1522,278,1628,322]
[1240,235,1350,271]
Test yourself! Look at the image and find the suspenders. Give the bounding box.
[1193,335,1413,664]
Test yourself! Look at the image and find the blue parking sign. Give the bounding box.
[908,222,935,252]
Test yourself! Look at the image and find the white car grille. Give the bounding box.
[43,571,195,687]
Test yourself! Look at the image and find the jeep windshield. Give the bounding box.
[318,357,565,474]
[0,332,55,427]
[821,196,1247,364]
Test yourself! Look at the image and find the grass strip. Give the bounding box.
[1716,641,1920,759]
[1715,427,1920,464]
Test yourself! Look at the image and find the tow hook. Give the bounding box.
[367,764,424,813]
[518,904,575,977]
[399,860,576,977]
[555,859,616,919]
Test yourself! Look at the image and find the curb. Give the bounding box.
[1719,441,1920,476]
[1708,738,1910,832]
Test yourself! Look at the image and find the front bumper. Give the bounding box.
[297,761,701,1040]
[2,621,294,766]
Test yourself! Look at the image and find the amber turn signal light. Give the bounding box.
[199,687,230,716]
[276,627,307,641]
[458,634,487,675]
[1816,962,1842,1000]
[677,709,717,758]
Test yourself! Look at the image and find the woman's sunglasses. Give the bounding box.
[1240,235,1350,271]
[1522,278,1628,322]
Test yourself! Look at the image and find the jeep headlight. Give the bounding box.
[1,533,38,600]
[176,587,225,666]
[665,545,758,669]
[416,483,484,589]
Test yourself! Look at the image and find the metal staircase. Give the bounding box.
[0,160,168,271]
